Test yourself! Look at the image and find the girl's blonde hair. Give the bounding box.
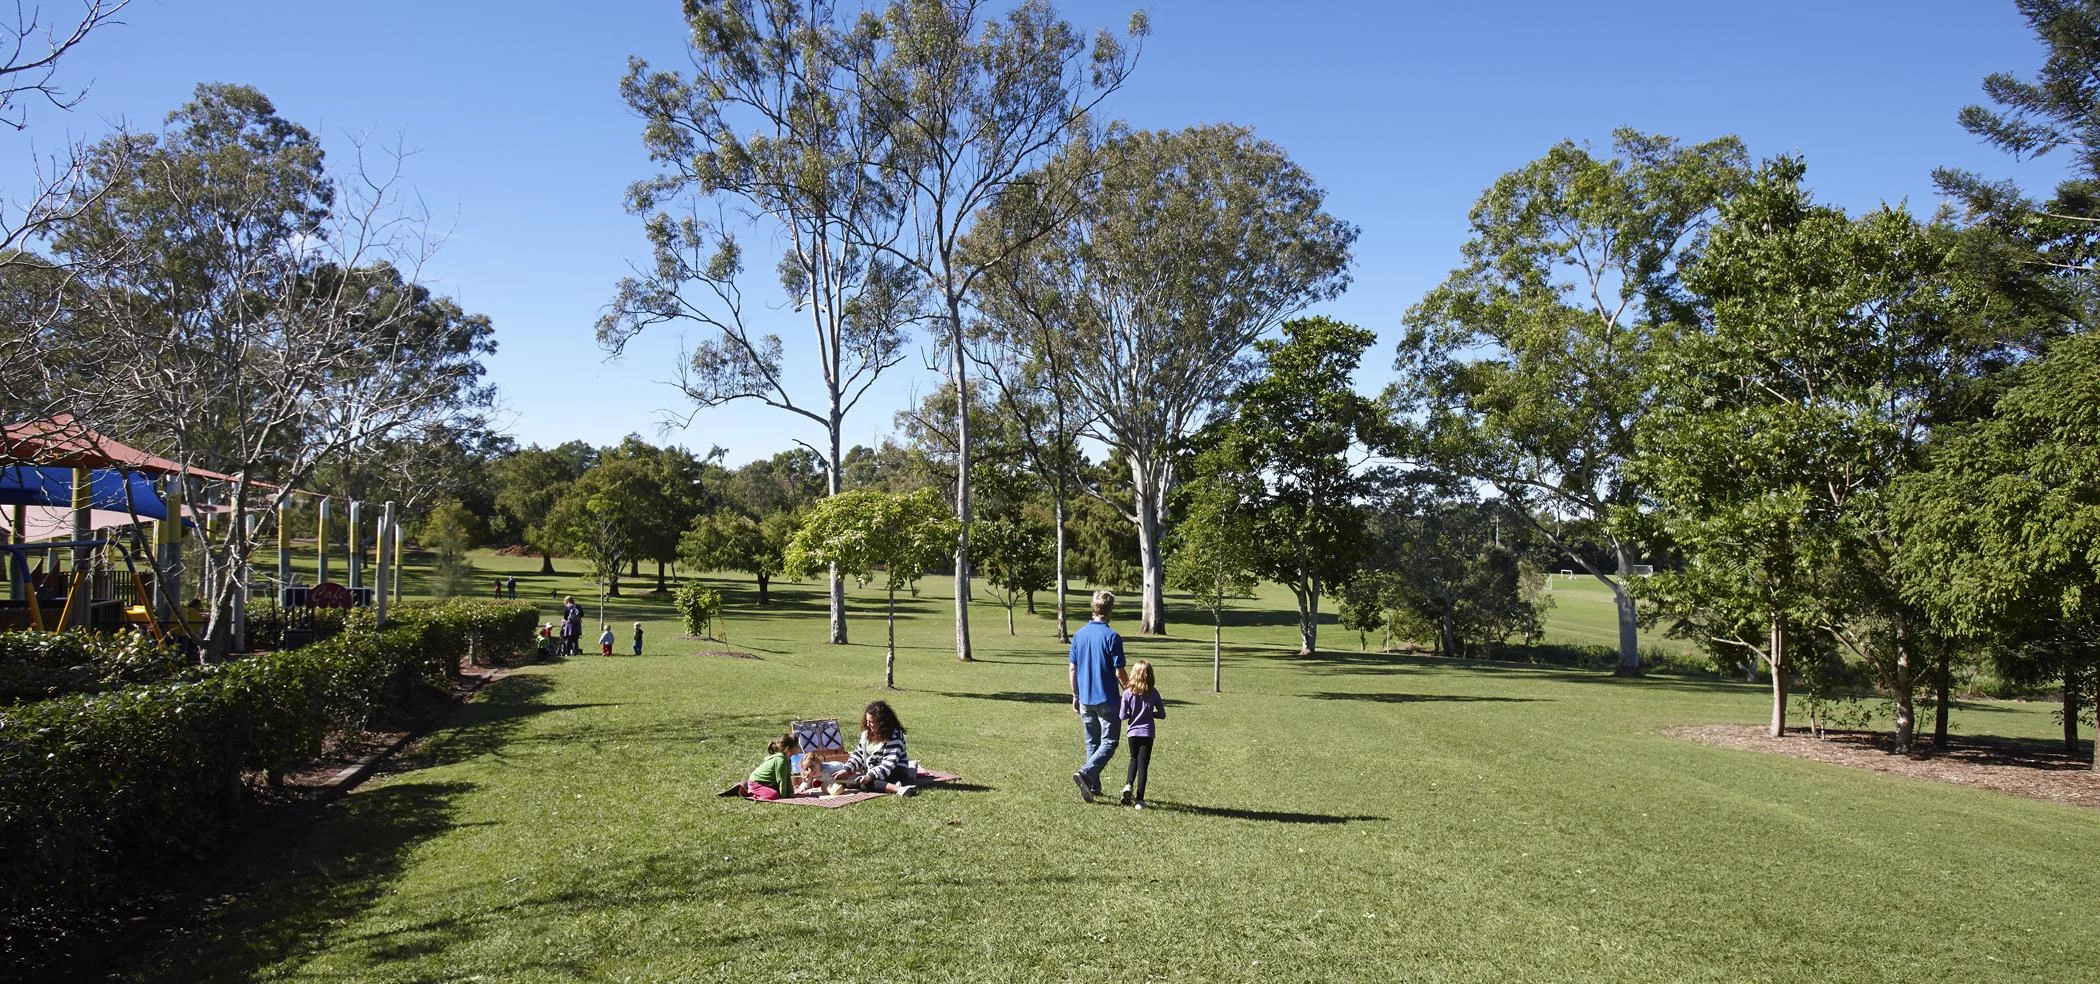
[1126,659,1154,697]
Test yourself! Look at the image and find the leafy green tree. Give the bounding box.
[783,488,958,688]
[607,0,921,647]
[603,436,712,591]
[493,446,586,574]
[541,458,661,598]
[681,510,797,605]
[1396,130,1751,675]
[861,0,1143,663]
[1189,318,1394,655]
[674,580,724,640]
[969,124,1355,635]
[974,516,1052,636]
[1638,159,1976,746]
[420,499,483,598]
[1167,480,1258,691]
[1893,332,2100,766]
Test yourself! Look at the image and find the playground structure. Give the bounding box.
[1,416,409,649]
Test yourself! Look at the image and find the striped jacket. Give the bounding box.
[845,730,910,783]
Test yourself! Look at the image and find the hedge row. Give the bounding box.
[0,600,540,917]
[0,631,195,705]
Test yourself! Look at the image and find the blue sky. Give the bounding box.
[6,0,2063,462]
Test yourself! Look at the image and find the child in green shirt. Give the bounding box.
[740,733,800,801]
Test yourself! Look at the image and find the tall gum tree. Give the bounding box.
[968,124,1356,634]
[855,0,1141,661]
[604,0,922,645]
[1395,129,1750,674]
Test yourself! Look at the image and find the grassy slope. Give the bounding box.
[130,552,2094,983]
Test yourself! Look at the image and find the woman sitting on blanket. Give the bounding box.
[834,700,917,797]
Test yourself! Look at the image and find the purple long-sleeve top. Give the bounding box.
[1119,687,1165,738]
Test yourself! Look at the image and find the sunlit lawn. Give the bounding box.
[124,551,2096,982]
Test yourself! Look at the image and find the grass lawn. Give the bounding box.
[124,551,2096,982]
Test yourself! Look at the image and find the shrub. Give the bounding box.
[674,581,721,638]
[0,599,533,921]
[0,630,195,704]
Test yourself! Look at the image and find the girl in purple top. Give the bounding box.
[1118,660,1165,809]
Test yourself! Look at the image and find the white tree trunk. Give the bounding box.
[951,300,974,662]
[1611,540,1641,675]
[827,428,848,644]
[1128,456,1168,634]
[1053,488,1069,643]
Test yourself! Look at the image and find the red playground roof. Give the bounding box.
[2,414,251,484]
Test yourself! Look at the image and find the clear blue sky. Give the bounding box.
[7,0,2063,463]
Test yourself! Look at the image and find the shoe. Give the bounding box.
[1072,772,1094,803]
[1119,786,1133,806]
[895,784,917,797]
[1133,801,1145,811]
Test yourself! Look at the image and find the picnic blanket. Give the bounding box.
[721,769,962,809]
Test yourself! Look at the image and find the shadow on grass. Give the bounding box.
[116,779,477,983]
[928,690,1194,707]
[924,781,997,794]
[1146,801,1387,825]
[1303,691,1549,704]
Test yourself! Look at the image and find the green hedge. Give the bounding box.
[0,631,195,705]
[0,600,540,919]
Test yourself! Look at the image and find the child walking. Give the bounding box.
[1118,660,1165,809]
[631,621,644,656]
[740,733,799,800]
[598,624,614,656]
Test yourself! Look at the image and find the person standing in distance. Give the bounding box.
[1069,589,1128,802]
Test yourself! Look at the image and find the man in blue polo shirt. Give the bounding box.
[1068,589,1128,802]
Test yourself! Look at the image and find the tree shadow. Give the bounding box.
[112,779,477,983]
[922,781,997,794]
[1303,691,1549,704]
[1144,801,1387,825]
[927,690,1192,707]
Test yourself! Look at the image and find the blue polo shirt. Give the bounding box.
[1068,619,1125,707]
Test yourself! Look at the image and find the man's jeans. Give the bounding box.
[1078,702,1120,789]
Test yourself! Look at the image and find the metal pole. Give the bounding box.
[376,500,395,627]
[347,500,363,593]
[7,503,21,602]
[316,497,331,585]
[155,476,184,626]
[276,499,291,594]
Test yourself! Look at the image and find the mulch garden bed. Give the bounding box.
[1667,724,2100,811]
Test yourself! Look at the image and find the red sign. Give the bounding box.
[309,582,353,609]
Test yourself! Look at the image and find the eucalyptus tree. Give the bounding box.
[1396,130,1750,675]
[855,0,1142,661]
[970,124,1356,634]
[965,181,1099,643]
[50,83,492,658]
[606,0,923,645]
